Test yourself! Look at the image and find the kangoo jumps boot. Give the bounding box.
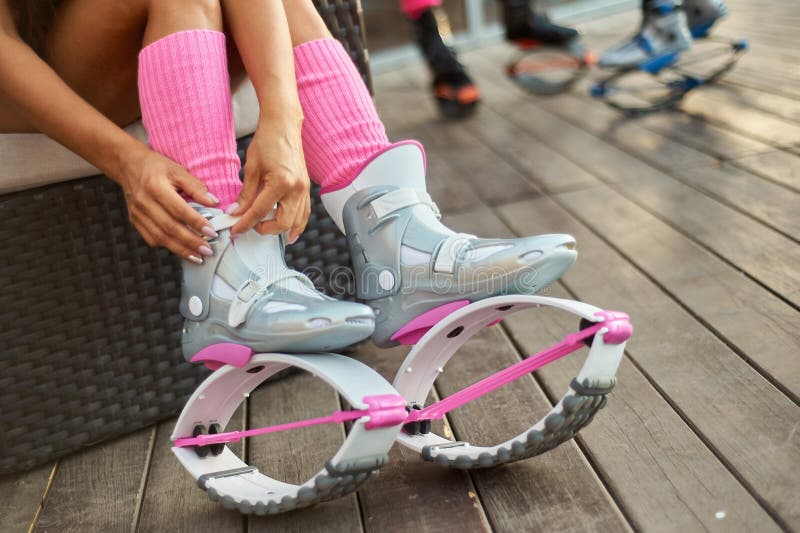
[502,0,579,46]
[683,0,727,37]
[321,142,577,348]
[599,0,693,70]
[180,206,375,364]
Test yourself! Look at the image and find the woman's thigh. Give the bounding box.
[0,0,245,133]
[281,0,332,46]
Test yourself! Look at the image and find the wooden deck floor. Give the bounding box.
[3,1,798,531]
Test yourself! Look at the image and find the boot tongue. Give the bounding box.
[402,205,456,253]
[233,229,324,300]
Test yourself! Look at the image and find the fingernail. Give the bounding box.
[198,245,213,257]
[289,235,299,245]
[225,202,239,215]
[206,192,220,204]
[187,255,203,265]
[202,225,219,238]
[231,233,242,241]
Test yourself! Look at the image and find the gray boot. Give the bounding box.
[599,1,693,69]
[321,142,577,347]
[180,206,375,362]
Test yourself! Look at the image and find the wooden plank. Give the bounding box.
[0,464,55,533]
[136,409,245,533]
[501,287,782,533]
[408,121,543,206]
[34,428,154,532]
[444,190,785,532]
[732,150,800,193]
[461,106,598,194]
[558,76,776,162]
[707,83,800,125]
[351,342,492,533]
[461,64,800,308]
[247,372,363,533]
[633,108,773,161]
[448,85,800,404]
[532,93,800,241]
[677,163,800,241]
[679,89,800,149]
[496,196,800,529]
[557,184,800,399]
[545,93,719,171]
[436,325,630,533]
[429,163,630,532]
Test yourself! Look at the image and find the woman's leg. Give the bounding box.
[282,0,390,193]
[137,0,242,208]
[281,0,576,347]
[138,0,375,359]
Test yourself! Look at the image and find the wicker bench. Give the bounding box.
[0,0,368,475]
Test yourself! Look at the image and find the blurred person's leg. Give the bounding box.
[399,1,479,118]
[501,0,579,45]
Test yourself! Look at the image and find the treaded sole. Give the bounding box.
[421,377,615,469]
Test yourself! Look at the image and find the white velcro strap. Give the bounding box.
[370,189,439,219]
[227,269,307,327]
[434,233,475,274]
[209,209,277,232]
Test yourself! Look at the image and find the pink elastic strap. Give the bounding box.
[400,0,442,19]
[173,394,406,447]
[174,311,631,446]
[138,30,241,209]
[405,322,607,424]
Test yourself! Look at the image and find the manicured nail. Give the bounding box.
[206,192,220,204]
[289,235,299,245]
[202,225,218,239]
[198,244,213,257]
[187,255,203,265]
[225,202,239,215]
[230,233,242,241]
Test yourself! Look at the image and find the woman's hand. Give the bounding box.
[229,112,311,242]
[119,147,221,263]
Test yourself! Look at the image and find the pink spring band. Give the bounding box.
[173,394,407,447]
[174,311,632,448]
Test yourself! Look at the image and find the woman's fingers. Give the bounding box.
[162,187,218,238]
[142,200,212,260]
[232,164,262,216]
[172,169,220,207]
[288,194,310,244]
[232,186,281,236]
[132,211,206,263]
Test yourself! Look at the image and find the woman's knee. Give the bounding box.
[282,0,332,46]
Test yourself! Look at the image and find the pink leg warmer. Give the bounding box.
[294,39,391,193]
[400,0,442,19]
[138,30,241,209]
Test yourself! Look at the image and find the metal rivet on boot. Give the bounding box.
[188,296,203,316]
[378,270,395,291]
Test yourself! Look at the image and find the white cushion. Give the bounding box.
[0,79,259,194]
